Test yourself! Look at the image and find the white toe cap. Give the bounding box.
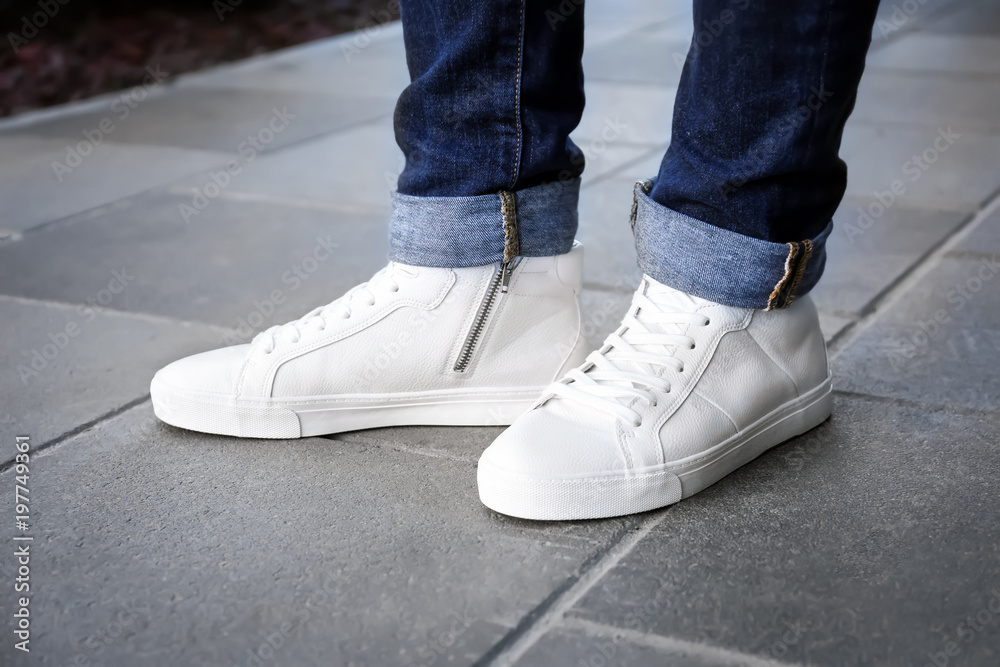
[152,344,253,396]
[480,401,626,479]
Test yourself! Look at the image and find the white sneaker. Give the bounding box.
[151,243,588,438]
[477,276,832,520]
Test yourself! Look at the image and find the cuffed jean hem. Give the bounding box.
[388,179,580,268]
[632,180,831,311]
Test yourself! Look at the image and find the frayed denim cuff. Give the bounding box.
[631,179,831,310]
[389,179,580,267]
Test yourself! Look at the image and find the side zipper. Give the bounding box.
[453,191,521,373]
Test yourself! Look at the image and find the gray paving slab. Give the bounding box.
[840,123,1000,212]
[0,135,232,232]
[817,312,855,343]
[583,20,691,87]
[953,207,1000,255]
[574,81,675,147]
[868,33,1000,74]
[168,120,400,216]
[519,623,726,667]
[870,0,964,43]
[559,394,1000,666]
[576,173,654,289]
[4,85,393,154]
[0,403,632,667]
[852,69,1000,134]
[811,199,968,317]
[177,24,411,96]
[0,191,388,331]
[0,296,227,448]
[833,255,1000,412]
[923,0,1000,35]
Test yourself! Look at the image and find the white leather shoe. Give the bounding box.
[477,276,832,520]
[151,243,588,438]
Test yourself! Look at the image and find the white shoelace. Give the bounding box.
[254,263,417,354]
[539,280,711,427]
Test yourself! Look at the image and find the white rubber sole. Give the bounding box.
[150,376,543,438]
[477,377,834,520]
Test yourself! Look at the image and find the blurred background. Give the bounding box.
[0,0,391,116]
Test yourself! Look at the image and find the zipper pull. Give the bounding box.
[500,259,515,292]
[499,191,520,293]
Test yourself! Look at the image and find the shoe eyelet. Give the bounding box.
[704,319,711,326]
[690,343,696,350]
[633,418,643,428]
[679,366,684,373]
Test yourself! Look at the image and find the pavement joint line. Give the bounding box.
[827,181,1000,359]
[0,293,238,336]
[163,186,390,217]
[832,389,1000,422]
[474,509,670,667]
[0,394,151,474]
[560,617,810,667]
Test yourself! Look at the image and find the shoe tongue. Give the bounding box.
[642,276,714,312]
[599,277,705,385]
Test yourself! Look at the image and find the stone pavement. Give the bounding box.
[1,0,999,664]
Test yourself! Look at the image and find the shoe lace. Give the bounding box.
[254,263,418,354]
[538,279,711,427]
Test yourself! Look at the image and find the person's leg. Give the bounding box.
[150,1,593,438]
[479,0,881,520]
[636,0,880,310]
[390,0,586,269]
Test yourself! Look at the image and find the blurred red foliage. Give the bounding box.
[0,0,398,116]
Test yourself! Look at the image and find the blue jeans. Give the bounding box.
[389,0,880,310]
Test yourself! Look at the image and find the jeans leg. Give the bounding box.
[390,0,586,268]
[635,0,880,309]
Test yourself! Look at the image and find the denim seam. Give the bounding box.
[500,191,520,262]
[766,239,814,311]
[510,0,526,189]
[785,239,814,307]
